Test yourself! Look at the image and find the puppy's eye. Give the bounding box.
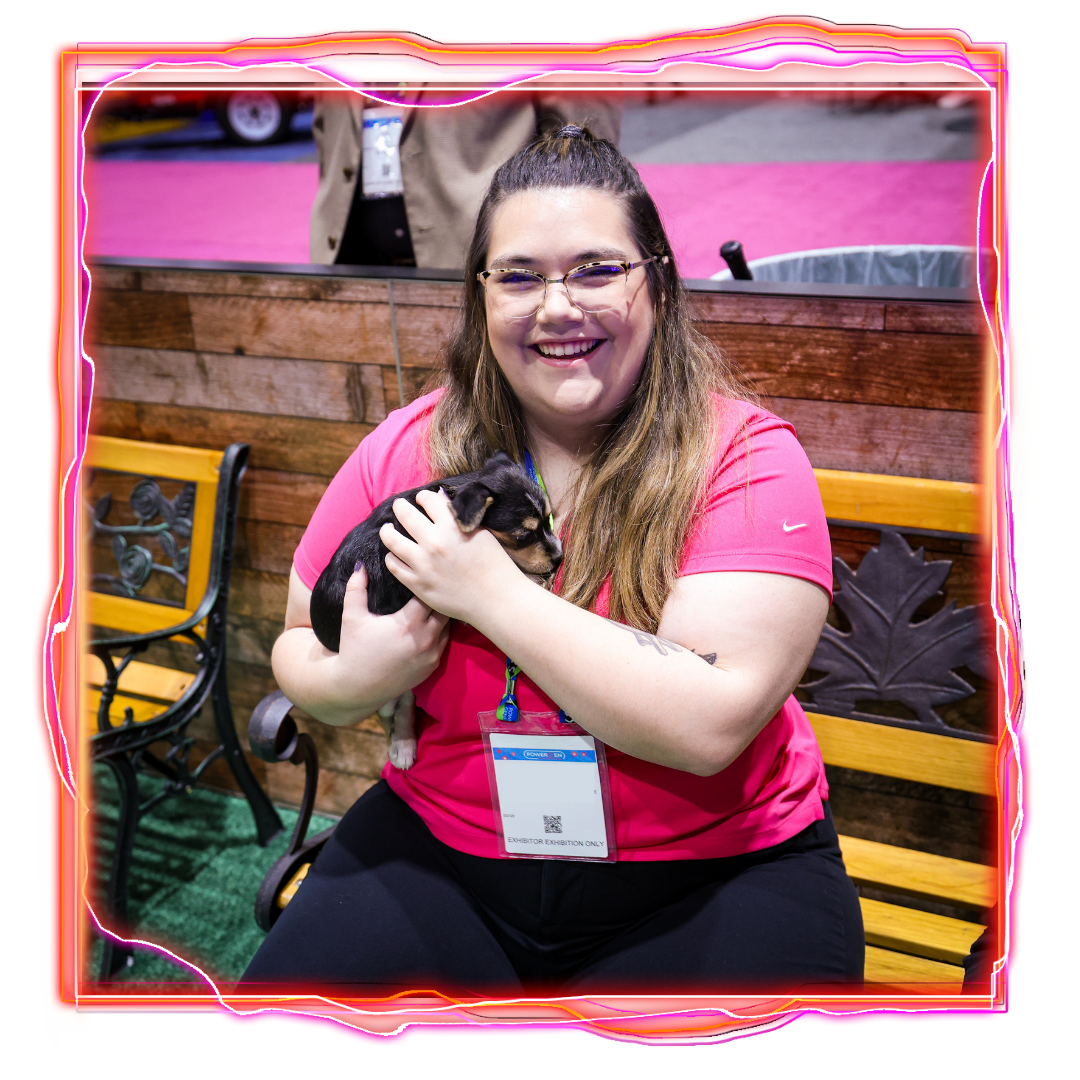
[511,530,535,545]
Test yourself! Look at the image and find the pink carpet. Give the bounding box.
[83,162,318,266]
[83,160,981,278]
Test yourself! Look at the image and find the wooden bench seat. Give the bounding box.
[801,469,995,990]
[842,840,991,989]
[863,946,967,988]
[859,898,985,967]
[84,654,195,727]
[840,834,994,910]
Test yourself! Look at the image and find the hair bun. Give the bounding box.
[556,124,586,139]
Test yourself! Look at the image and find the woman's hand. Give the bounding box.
[333,562,451,700]
[270,565,449,727]
[379,488,528,625]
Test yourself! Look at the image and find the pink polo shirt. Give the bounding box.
[294,389,833,861]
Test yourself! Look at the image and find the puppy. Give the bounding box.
[310,450,563,768]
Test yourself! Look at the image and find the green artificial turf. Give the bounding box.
[88,763,338,988]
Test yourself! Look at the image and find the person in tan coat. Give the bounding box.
[310,89,622,270]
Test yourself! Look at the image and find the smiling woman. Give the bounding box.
[241,124,864,997]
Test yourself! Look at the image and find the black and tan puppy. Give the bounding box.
[309,451,563,768]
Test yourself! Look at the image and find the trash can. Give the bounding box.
[711,244,985,288]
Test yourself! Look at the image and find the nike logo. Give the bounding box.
[782,521,807,532]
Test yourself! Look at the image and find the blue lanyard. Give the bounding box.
[523,449,556,532]
[497,449,570,724]
[496,656,574,724]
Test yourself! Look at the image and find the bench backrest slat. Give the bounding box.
[806,711,995,795]
[814,469,981,534]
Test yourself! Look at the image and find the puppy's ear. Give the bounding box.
[484,450,514,469]
[451,481,494,532]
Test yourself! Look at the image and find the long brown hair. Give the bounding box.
[426,126,754,632]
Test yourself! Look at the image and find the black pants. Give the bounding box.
[241,781,864,996]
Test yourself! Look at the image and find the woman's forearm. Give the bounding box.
[271,626,412,726]
[469,577,791,776]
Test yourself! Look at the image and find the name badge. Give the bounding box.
[480,711,616,862]
[361,106,404,198]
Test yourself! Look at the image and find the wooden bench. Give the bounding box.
[85,435,283,977]
[808,712,992,988]
[248,467,995,991]
[804,469,994,991]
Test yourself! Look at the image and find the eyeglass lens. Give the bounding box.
[486,263,628,316]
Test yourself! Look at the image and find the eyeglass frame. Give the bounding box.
[476,255,669,319]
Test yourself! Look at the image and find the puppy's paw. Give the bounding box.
[375,699,396,738]
[389,738,417,770]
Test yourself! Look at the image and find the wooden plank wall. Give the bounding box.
[85,265,988,844]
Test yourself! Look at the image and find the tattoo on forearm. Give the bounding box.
[605,619,717,665]
[605,618,684,655]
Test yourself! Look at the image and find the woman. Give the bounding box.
[242,126,864,996]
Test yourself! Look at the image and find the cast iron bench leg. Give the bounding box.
[99,754,139,979]
[211,665,284,846]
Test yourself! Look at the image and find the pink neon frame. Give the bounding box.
[50,20,1016,1043]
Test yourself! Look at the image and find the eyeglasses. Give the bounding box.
[477,256,667,319]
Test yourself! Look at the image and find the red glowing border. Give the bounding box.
[39,19,1028,1045]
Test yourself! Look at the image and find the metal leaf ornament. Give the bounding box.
[158,493,176,526]
[173,483,195,521]
[158,529,177,561]
[171,483,195,538]
[801,531,989,729]
[173,542,190,574]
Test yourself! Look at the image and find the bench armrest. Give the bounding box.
[249,692,319,845]
[249,690,330,930]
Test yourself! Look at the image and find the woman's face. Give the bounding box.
[482,187,656,442]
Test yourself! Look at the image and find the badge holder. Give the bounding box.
[479,658,617,863]
[361,106,404,198]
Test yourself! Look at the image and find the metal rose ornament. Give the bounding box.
[130,478,164,521]
[89,474,197,601]
[114,537,155,591]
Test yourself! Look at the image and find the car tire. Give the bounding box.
[218,91,295,145]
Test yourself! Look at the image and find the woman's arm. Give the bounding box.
[381,490,828,775]
[271,565,450,727]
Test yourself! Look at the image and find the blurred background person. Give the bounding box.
[311,89,622,270]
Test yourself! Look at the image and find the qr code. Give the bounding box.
[543,815,563,834]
